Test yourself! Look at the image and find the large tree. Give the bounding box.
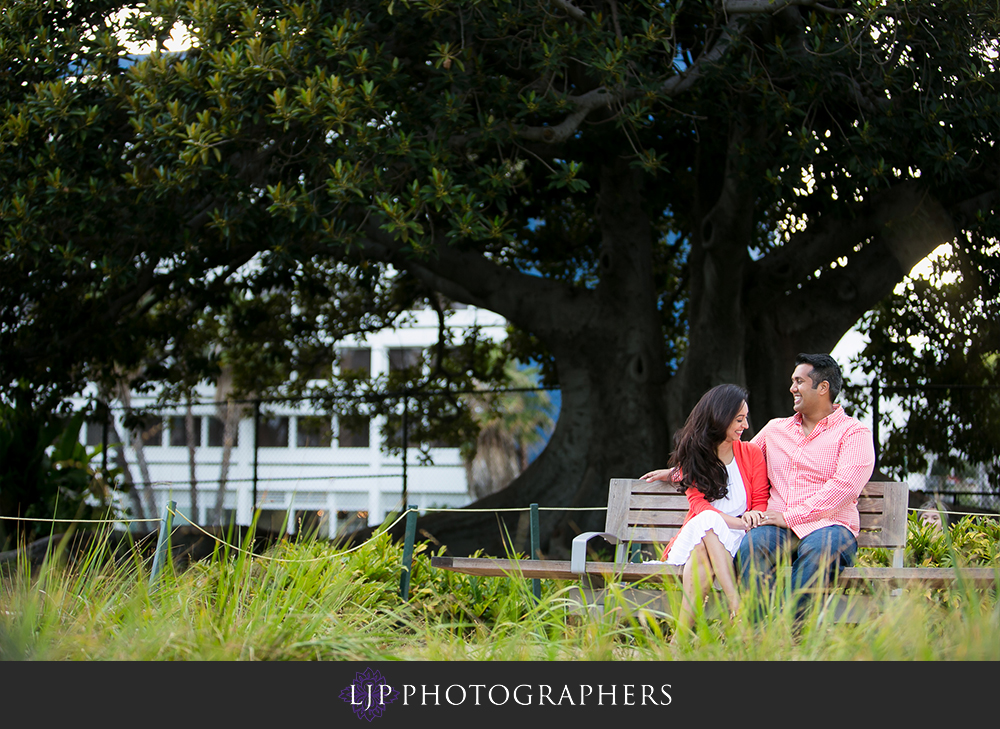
[2,0,998,555]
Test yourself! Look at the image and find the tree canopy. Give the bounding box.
[2,0,999,554]
[846,243,1000,490]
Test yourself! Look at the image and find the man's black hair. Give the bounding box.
[795,353,843,401]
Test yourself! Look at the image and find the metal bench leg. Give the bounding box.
[891,547,904,598]
[578,573,607,619]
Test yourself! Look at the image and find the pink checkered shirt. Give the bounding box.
[750,405,875,538]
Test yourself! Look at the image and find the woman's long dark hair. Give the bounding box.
[668,384,748,501]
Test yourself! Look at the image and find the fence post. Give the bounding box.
[399,505,419,601]
[530,503,541,602]
[149,499,176,590]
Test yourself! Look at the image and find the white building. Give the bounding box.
[81,305,508,537]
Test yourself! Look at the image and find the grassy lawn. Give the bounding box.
[1,517,997,661]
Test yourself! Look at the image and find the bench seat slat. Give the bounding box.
[837,567,997,588]
[623,526,678,544]
[859,513,888,531]
[857,532,894,548]
[624,480,683,495]
[430,557,997,588]
[857,496,887,512]
[853,482,892,497]
[628,494,689,509]
[626,510,687,526]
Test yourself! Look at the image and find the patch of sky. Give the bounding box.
[513,358,561,462]
[833,242,954,395]
[674,46,690,73]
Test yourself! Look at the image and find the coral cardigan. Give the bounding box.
[661,439,770,561]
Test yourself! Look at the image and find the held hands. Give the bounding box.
[743,509,787,529]
[640,468,675,482]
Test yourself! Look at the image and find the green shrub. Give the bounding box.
[857,512,1000,568]
[0,404,119,549]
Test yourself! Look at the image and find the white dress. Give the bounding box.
[664,459,748,566]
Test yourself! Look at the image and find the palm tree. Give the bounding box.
[113,379,159,520]
[463,362,555,500]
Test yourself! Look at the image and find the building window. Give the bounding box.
[131,415,163,447]
[388,347,423,373]
[258,416,289,447]
[295,510,329,538]
[208,416,238,447]
[169,415,202,447]
[297,416,332,447]
[301,350,334,381]
[85,420,106,447]
[339,347,371,377]
[337,417,370,448]
[335,509,369,537]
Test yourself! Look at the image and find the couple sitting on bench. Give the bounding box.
[640,353,875,636]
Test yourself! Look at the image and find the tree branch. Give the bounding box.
[748,182,956,318]
[355,218,593,341]
[514,1,854,148]
[551,0,587,23]
[519,26,736,145]
[722,0,852,15]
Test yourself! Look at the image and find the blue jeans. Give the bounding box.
[736,524,857,619]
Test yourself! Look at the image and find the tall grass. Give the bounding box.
[1,516,997,661]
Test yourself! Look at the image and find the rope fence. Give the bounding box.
[1,504,992,558]
[0,515,163,525]
[0,505,610,563]
[163,506,413,563]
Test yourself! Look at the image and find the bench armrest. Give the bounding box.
[571,531,621,574]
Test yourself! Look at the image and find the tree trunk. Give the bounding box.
[115,384,158,520]
[370,158,671,557]
[185,398,198,523]
[130,431,157,519]
[465,424,521,501]
[106,419,147,525]
[212,366,239,525]
[212,399,238,525]
[665,120,760,434]
[413,337,672,558]
[358,158,957,557]
[94,385,146,525]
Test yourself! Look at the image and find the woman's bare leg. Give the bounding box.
[701,530,741,617]
[674,543,712,639]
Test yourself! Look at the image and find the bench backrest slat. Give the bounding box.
[606,478,908,554]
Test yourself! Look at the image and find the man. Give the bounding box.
[738,353,875,619]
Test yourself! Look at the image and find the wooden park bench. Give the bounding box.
[430,479,997,618]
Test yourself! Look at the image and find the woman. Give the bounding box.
[640,384,769,638]
[918,497,947,532]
